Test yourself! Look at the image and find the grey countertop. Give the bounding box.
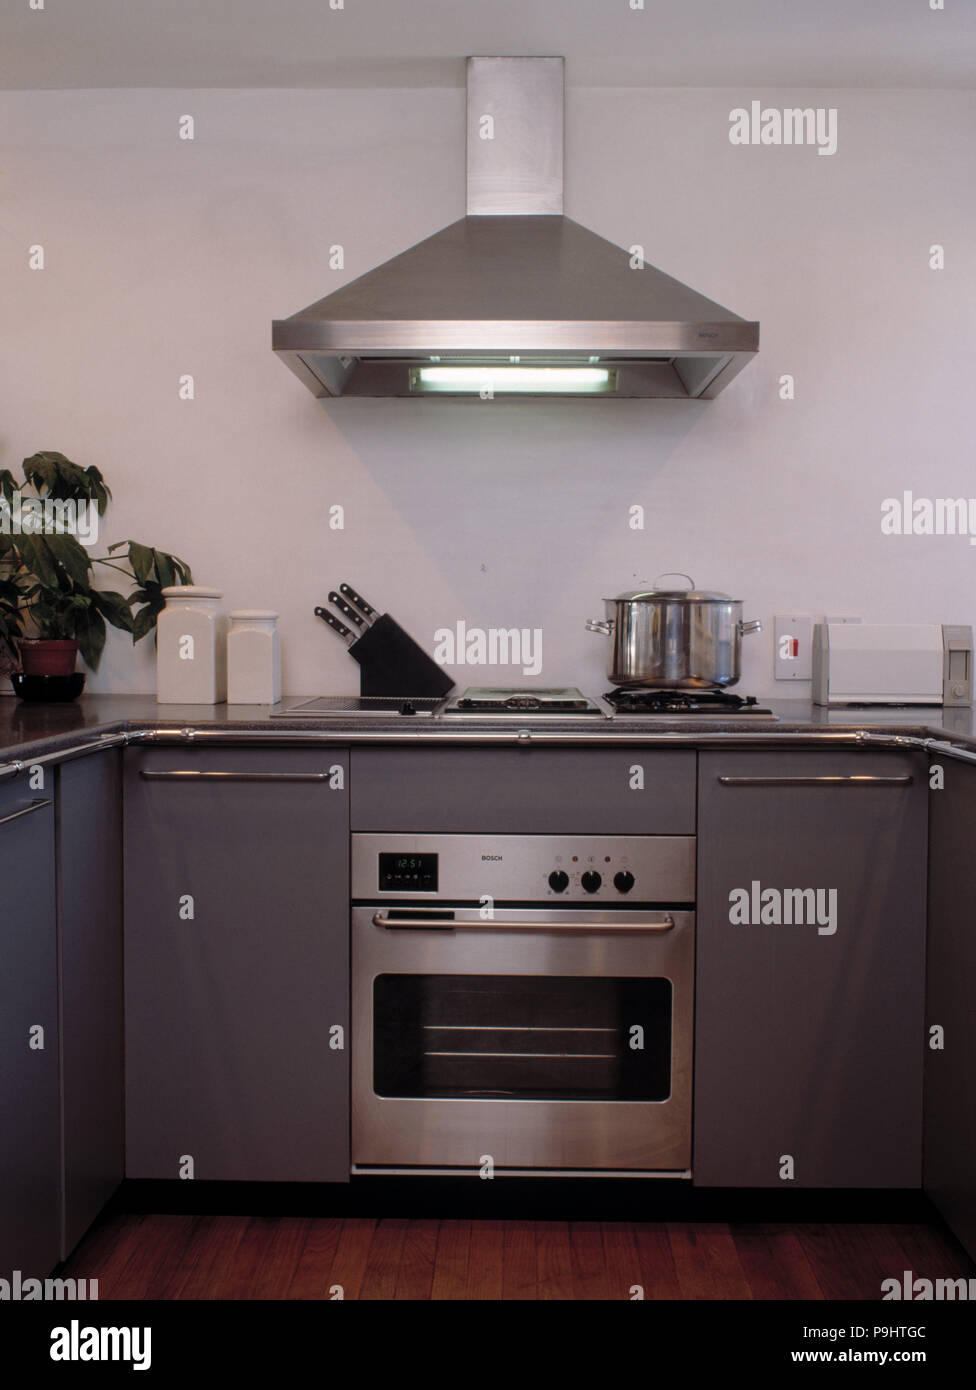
[2,692,975,768]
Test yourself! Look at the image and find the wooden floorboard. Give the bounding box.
[207,1216,280,1301]
[601,1221,642,1301]
[735,1223,823,1301]
[537,1219,574,1300]
[358,1218,407,1300]
[501,1220,536,1300]
[247,1216,310,1300]
[570,1221,611,1300]
[170,1214,249,1300]
[633,1223,682,1299]
[286,1217,344,1300]
[109,1215,198,1301]
[394,1220,438,1300]
[327,1218,376,1301]
[64,1210,974,1301]
[464,1219,505,1299]
[430,1219,471,1299]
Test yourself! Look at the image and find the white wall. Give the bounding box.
[2,85,974,697]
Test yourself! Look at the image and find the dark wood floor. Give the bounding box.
[61,1213,976,1300]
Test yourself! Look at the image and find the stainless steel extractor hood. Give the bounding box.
[272,57,759,400]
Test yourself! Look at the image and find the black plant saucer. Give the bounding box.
[11,672,86,703]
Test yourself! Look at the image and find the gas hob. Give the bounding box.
[273,686,778,720]
[603,688,776,718]
[441,686,605,717]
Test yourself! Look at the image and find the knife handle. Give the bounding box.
[328,591,365,627]
[314,606,353,641]
[339,583,377,621]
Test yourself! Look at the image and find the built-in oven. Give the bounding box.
[351,834,695,1176]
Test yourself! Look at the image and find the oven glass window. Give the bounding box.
[373,975,672,1101]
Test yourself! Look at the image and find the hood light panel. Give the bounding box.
[411,365,617,395]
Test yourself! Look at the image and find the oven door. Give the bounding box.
[352,906,693,1175]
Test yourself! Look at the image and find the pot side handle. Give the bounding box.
[739,619,762,635]
[585,619,614,636]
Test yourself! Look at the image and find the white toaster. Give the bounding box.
[812,623,973,706]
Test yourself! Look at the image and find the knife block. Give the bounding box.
[352,614,455,698]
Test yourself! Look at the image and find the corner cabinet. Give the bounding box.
[0,776,59,1274]
[58,750,124,1257]
[694,749,927,1188]
[924,754,976,1259]
[124,746,350,1182]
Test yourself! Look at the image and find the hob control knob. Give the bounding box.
[580,870,602,893]
[614,870,636,894]
[548,870,569,893]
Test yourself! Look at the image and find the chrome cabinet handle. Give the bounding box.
[718,775,913,787]
[139,770,332,782]
[372,913,675,933]
[0,798,53,828]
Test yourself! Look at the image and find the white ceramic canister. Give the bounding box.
[156,586,228,704]
[227,611,281,705]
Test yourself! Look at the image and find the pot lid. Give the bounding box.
[611,574,737,603]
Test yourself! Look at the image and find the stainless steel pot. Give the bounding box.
[586,574,761,689]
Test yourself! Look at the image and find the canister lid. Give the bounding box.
[161,585,222,600]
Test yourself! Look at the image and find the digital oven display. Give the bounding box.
[378,852,438,893]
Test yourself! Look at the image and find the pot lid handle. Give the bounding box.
[652,573,695,590]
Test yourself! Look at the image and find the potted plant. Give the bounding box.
[0,452,193,694]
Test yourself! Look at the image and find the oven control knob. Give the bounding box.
[548,870,569,893]
[580,870,602,893]
[614,870,635,894]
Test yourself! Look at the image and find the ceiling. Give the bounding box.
[2,0,974,90]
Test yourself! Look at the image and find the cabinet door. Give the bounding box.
[58,751,124,1258]
[924,756,976,1259]
[350,748,696,834]
[124,747,349,1182]
[695,750,926,1188]
[0,778,59,1274]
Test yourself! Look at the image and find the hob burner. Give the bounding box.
[604,688,775,716]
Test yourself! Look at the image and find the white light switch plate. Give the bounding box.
[774,614,813,680]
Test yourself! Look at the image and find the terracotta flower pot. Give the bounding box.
[19,639,79,677]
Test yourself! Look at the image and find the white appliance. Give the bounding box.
[812,624,973,706]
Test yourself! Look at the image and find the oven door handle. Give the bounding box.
[371,913,676,933]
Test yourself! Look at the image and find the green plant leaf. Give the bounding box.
[22,452,57,492]
[126,541,154,584]
[44,532,93,588]
[153,549,175,589]
[129,578,167,643]
[21,452,112,509]
[13,534,60,588]
[84,466,111,514]
[71,604,106,670]
[131,605,158,641]
[91,588,134,633]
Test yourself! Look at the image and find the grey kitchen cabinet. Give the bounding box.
[0,774,59,1275]
[695,750,927,1188]
[350,747,696,833]
[924,755,976,1260]
[58,750,124,1258]
[124,746,350,1182]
